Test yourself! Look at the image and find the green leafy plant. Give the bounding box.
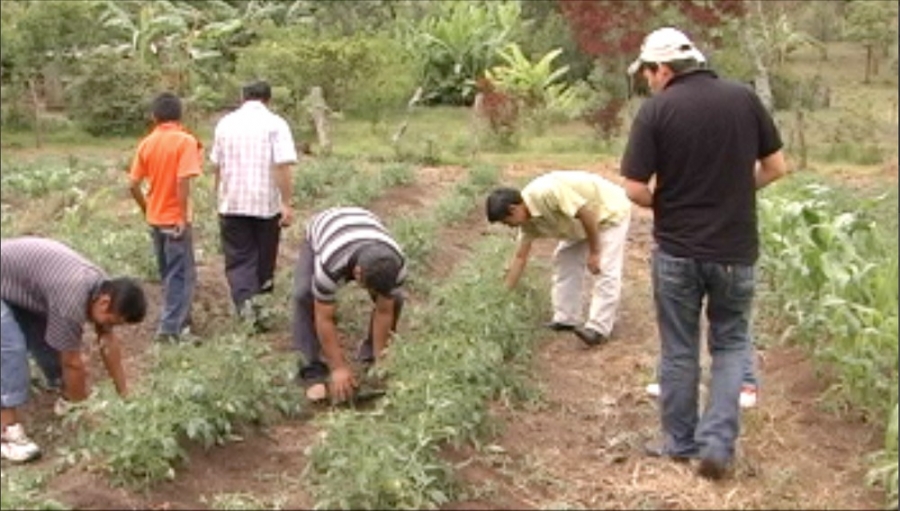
[62,332,302,488]
[866,404,899,510]
[484,43,574,127]
[759,179,898,508]
[404,1,522,105]
[0,468,68,510]
[308,163,548,509]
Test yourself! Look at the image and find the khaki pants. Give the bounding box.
[550,215,630,336]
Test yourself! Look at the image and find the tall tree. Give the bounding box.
[557,0,746,138]
[845,0,899,83]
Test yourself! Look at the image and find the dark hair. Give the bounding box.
[242,80,272,102]
[485,187,523,223]
[357,243,402,296]
[151,92,182,123]
[643,58,702,75]
[98,277,147,323]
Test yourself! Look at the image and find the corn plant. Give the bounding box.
[866,404,899,510]
[759,180,898,508]
[759,182,898,415]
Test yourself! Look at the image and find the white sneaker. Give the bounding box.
[0,424,41,463]
[646,382,757,408]
[739,385,758,408]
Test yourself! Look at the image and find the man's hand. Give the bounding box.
[279,203,294,227]
[586,251,601,275]
[329,366,357,403]
[54,396,74,417]
[60,351,89,402]
[97,333,128,398]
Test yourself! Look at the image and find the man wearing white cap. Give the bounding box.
[620,27,787,480]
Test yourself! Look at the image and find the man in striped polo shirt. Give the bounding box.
[1,237,147,463]
[293,207,407,403]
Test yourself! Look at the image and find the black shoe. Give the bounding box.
[697,456,731,480]
[573,326,608,347]
[153,333,181,344]
[644,441,693,464]
[544,321,576,332]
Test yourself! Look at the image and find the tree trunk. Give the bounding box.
[795,108,807,170]
[864,45,873,84]
[27,77,43,148]
[740,7,774,112]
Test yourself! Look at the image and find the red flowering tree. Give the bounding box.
[557,0,746,139]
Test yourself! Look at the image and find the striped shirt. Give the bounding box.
[306,207,407,302]
[0,237,107,352]
[210,101,298,218]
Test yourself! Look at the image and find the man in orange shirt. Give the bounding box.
[128,92,203,343]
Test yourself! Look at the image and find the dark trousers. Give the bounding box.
[291,239,404,383]
[151,225,196,335]
[219,214,282,311]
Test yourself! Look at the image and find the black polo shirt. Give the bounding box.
[620,70,782,265]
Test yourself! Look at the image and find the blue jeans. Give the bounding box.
[151,225,196,336]
[1,301,61,408]
[652,248,756,462]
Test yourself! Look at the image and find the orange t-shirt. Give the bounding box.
[129,123,203,226]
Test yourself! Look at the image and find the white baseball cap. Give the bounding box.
[627,27,706,75]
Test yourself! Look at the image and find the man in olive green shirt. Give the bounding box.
[486,170,632,346]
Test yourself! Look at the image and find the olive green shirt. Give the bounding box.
[518,170,631,243]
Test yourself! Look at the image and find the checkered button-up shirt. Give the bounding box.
[210,101,298,218]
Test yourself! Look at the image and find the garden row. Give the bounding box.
[0,156,422,508]
[758,177,898,508]
[306,166,552,509]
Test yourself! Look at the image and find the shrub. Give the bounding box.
[65,53,157,137]
[235,29,419,129]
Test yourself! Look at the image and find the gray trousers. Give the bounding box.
[291,239,404,383]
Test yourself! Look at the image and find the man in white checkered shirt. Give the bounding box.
[210,81,298,326]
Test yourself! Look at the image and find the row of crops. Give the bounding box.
[0,157,896,509]
[0,156,550,510]
[758,176,898,509]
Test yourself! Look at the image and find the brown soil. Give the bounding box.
[438,165,884,510]
[11,162,887,510]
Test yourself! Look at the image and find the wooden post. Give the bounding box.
[303,86,333,156]
[391,86,423,147]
